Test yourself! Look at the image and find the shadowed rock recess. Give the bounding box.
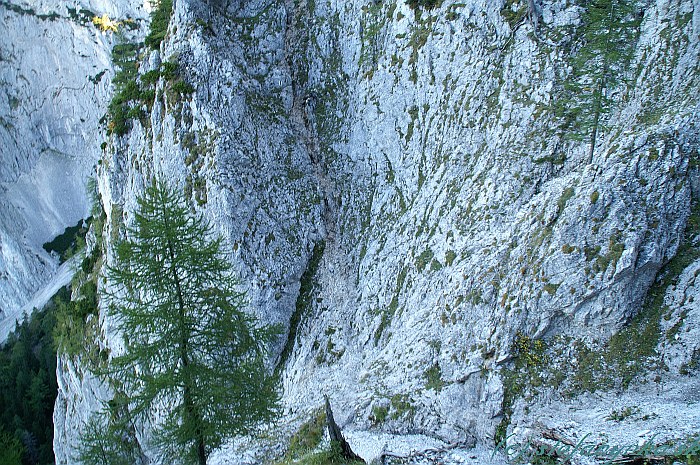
[1,0,699,463]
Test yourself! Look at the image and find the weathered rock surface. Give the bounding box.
[0,0,147,335]
[2,0,699,463]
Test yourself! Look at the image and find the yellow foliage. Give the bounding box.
[92,14,120,33]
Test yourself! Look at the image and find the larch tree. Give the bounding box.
[93,179,279,465]
[557,0,641,162]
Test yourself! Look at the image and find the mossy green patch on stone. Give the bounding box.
[496,333,549,445]
[415,248,434,272]
[390,393,416,420]
[423,363,446,391]
[557,187,575,215]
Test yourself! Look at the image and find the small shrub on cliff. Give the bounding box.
[106,43,141,136]
[145,0,173,49]
[406,0,443,10]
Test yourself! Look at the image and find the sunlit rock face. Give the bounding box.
[0,0,147,335]
[0,0,148,463]
[16,0,697,462]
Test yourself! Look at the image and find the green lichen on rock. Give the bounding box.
[373,266,408,345]
[370,405,389,425]
[390,393,416,420]
[359,1,390,77]
[496,333,549,445]
[182,128,218,205]
[423,363,445,391]
[500,0,527,30]
[415,248,434,272]
[573,201,700,390]
[557,187,575,215]
[406,0,443,11]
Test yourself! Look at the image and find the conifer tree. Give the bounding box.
[557,0,640,161]
[0,429,24,465]
[100,180,279,465]
[78,411,138,465]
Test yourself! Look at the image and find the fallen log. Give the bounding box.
[535,426,671,465]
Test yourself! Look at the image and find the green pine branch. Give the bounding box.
[83,180,280,465]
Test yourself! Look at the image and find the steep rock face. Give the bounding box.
[54,356,111,464]
[279,0,700,446]
[54,0,700,462]
[55,0,326,461]
[0,0,146,333]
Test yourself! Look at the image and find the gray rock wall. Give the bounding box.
[0,0,146,332]
[277,0,699,445]
[40,0,700,462]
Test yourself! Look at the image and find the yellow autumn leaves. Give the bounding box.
[92,15,136,33]
[92,14,119,32]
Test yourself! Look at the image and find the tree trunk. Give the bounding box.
[196,432,206,465]
[183,386,207,465]
[164,214,207,465]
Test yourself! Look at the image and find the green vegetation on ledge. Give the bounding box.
[275,442,365,465]
[54,180,107,366]
[105,0,191,137]
[406,0,443,11]
[106,43,146,136]
[0,290,62,465]
[107,50,194,136]
[496,333,548,446]
[500,0,528,29]
[144,0,173,49]
[574,200,700,390]
[274,409,326,464]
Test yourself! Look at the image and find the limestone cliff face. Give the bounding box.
[274,0,700,449]
[0,0,147,334]
[11,0,698,461]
